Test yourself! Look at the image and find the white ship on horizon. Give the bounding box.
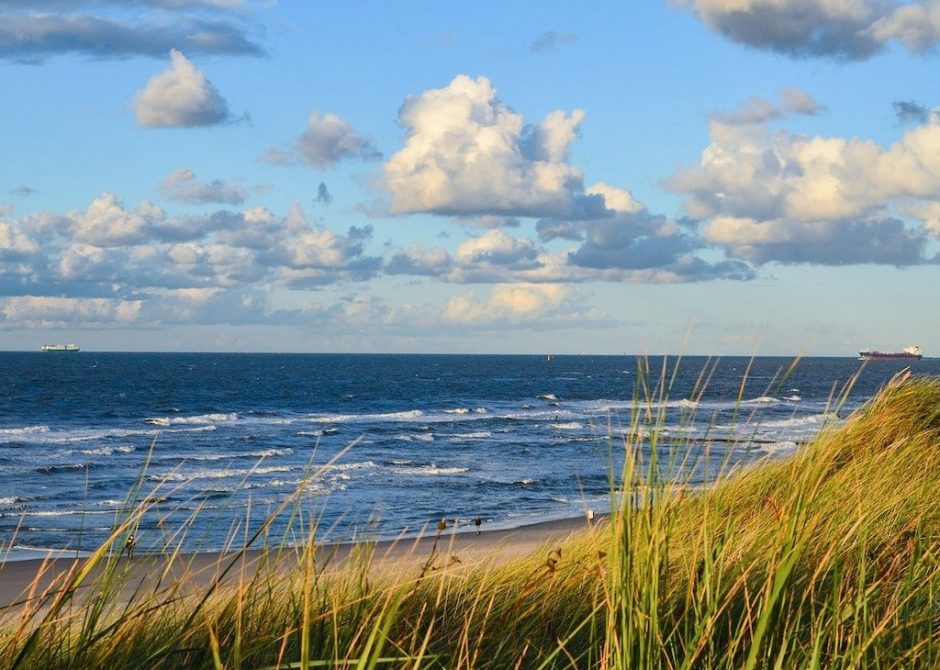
[41,344,80,352]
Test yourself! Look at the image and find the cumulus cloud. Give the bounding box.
[384,75,603,218]
[455,229,539,268]
[668,98,940,265]
[386,245,453,276]
[293,111,381,167]
[531,31,577,53]
[133,50,231,128]
[160,168,246,205]
[680,0,940,60]
[68,192,166,246]
[0,6,262,62]
[0,220,39,260]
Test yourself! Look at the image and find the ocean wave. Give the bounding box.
[324,460,378,471]
[394,465,469,476]
[152,465,293,482]
[449,431,492,440]
[551,422,584,430]
[445,408,470,415]
[755,440,799,454]
[165,447,294,463]
[145,412,238,426]
[0,425,50,439]
[76,445,136,457]
[35,463,92,474]
[22,508,112,517]
[395,433,434,442]
[306,409,425,424]
[538,393,558,401]
[742,396,778,404]
[758,414,835,429]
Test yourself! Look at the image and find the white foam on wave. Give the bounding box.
[396,433,434,442]
[445,408,470,415]
[145,412,238,426]
[449,431,492,440]
[551,422,584,430]
[394,464,469,476]
[0,425,50,439]
[0,496,20,506]
[759,413,834,429]
[538,393,558,401]
[266,478,347,496]
[306,409,425,424]
[324,460,378,472]
[756,440,799,454]
[154,465,293,482]
[23,509,112,517]
[783,395,802,402]
[743,396,778,404]
[76,445,136,456]
[182,447,294,462]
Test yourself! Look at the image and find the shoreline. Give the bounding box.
[0,513,606,609]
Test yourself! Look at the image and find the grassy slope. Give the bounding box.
[2,375,940,668]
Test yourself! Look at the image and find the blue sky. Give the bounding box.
[1,0,938,354]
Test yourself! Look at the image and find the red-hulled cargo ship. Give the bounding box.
[859,345,922,361]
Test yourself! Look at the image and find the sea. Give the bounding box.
[1,353,937,559]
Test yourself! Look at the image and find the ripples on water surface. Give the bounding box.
[1,353,936,556]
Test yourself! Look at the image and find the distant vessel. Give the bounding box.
[859,345,922,361]
[41,344,80,352]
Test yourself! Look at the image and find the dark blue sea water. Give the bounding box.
[1,353,937,558]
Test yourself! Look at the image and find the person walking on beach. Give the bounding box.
[474,515,482,535]
[587,508,595,526]
[125,534,136,559]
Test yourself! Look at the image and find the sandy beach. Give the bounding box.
[0,514,603,611]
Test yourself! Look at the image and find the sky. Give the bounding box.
[1,0,939,355]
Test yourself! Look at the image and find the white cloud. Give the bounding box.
[669,103,940,264]
[133,50,231,128]
[585,182,643,214]
[160,168,246,204]
[455,229,538,267]
[681,0,940,60]
[68,192,165,246]
[294,111,381,167]
[0,296,142,328]
[0,220,38,259]
[442,283,604,328]
[384,75,599,218]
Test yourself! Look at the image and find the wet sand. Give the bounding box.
[0,514,605,610]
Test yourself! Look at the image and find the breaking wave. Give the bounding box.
[145,412,238,426]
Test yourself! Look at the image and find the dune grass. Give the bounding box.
[2,371,940,668]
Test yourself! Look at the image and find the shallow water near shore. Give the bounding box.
[1,352,936,557]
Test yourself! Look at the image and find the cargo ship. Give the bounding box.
[41,344,80,352]
[858,345,922,361]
